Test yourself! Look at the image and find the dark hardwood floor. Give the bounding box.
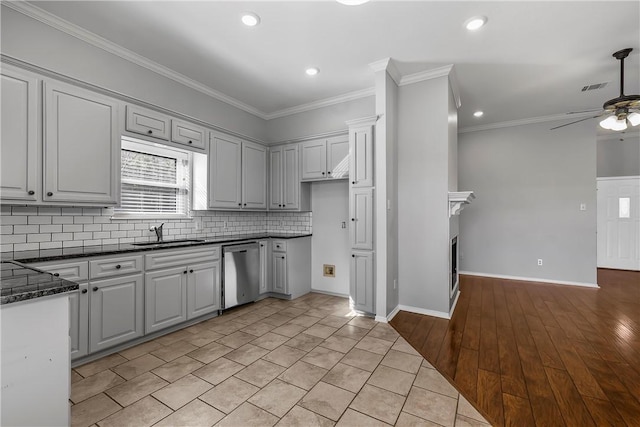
[390,269,640,426]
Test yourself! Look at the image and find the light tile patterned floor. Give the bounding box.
[71,293,490,426]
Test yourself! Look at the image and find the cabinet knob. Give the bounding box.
[281,256,285,259]
[115,264,121,269]
[328,171,332,175]
[184,270,188,274]
[322,172,325,175]
[147,130,153,135]
[244,203,247,206]
[351,218,355,221]
[28,190,35,195]
[352,254,355,258]
[351,181,355,185]
[93,287,98,292]
[47,192,53,197]
[81,289,88,294]
[260,244,264,247]
[238,203,242,206]
[53,273,60,277]
[188,140,193,144]
[190,269,194,273]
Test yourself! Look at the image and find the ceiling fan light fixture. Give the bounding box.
[465,16,487,31]
[241,12,260,27]
[628,112,640,127]
[600,115,627,131]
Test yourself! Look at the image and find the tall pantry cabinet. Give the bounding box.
[348,118,376,314]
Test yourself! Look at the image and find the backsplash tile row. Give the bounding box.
[0,206,312,252]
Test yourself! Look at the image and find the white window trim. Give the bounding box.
[113,137,192,220]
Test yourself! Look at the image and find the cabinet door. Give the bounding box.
[89,274,143,353]
[209,133,242,209]
[350,188,374,250]
[0,66,39,202]
[327,137,349,180]
[259,241,270,294]
[350,251,374,313]
[171,119,205,150]
[282,145,300,209]
[44,81,119,205]
[301,140,327,180]
[242,141,267,209]
[126,105,170,140]
[272,252,288,294]
[145,267,187,333]
[269,147,283,210]
[187,261,220,319]
[70,282,89,360]
[349,125,373,187]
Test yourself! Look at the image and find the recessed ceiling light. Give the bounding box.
[336,0,370,5]
[241,12,260,27]
[305,67,320,76]
[465,16,487,31]
[473,111,484,118]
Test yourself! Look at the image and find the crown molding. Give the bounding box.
[369,57,401,86]
[345,115,380,127]
[270,129,349,146]
[398,64,461,108]
[459,111,597,133]
[263,87,375,120]
[4,1,272,120]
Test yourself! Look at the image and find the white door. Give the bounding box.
[597,177,640,270]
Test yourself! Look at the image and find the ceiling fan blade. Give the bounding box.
[566,108,602,114]
[550,115,602,130]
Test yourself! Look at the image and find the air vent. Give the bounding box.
[581,82,608,92]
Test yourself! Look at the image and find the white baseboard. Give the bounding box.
[375,315,388,323]
[459,271,599,288]
[310,289,349,298]
[396,304,451,320]
[386,305,401,322]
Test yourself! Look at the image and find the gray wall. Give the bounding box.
[309,181,350,296]
[458,120,597,285]
[597,132,640,177]
[397,76,451,314]
[384,74,399,316]
[265,96,375,143]
[1,5,266,141]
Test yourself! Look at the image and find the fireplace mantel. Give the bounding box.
[449,191,475,217]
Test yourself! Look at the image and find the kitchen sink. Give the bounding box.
[131,239,205,246]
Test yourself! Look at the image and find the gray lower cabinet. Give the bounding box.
[69,282,89,359]
[272,252,287,294]
[89,274,144,353]
[186,261,220,320]
[350,251,374,313]
[259,240,270,294]
[270,237,311,299]
[145,266,188,334]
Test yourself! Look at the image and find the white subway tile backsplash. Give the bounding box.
[0,207,311,252]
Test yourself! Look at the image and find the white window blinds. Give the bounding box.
[115,137,190,217]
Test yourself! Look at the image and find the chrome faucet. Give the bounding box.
[151,223,165,242]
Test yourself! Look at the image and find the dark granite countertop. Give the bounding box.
[2,233,312,264]
[1,261,79,305]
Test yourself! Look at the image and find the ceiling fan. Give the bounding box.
[551,48,640,131]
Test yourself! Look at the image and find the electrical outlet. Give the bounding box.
[537,259,543,266]
[580,203,587,211]
[341,221,346,229]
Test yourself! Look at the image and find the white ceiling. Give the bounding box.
[28,1,640,129]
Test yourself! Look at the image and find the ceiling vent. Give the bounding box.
[581,82,608,92]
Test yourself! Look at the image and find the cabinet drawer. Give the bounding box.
[145,246,219,270]
[272,240,287,253]
[126,105,170,140]
[90,255,143,279]
[30,260,89,282]
[171,119,205,150]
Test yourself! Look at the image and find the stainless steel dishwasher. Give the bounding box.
[222,242,260,309]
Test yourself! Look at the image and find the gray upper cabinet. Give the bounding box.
[0,65,39,202]
[349,124,374,188]
[270,144,306,211]
[242,141,267,209]
[209,132,242,209]
[269,146,283,210]
[44,80,119,205]
[301,136,349,181]
[125,105,170,140]
[209,131,267,210]
[171,118,206,150]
